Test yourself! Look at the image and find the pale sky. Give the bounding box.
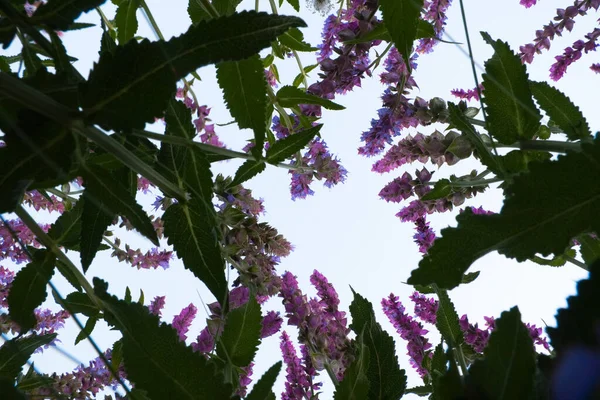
[3,0,597,398]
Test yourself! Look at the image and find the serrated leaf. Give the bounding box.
[530,248,576,267]
[230,160,266,187]
[434,289,463,347]
[469,307,535,399]
[448,103,503,176]
[530,81,591,140]
[163,199,227,303]
[16,371,54,392]
[82,164,158,246]
[28,0,106,30]
[75,316,97,344]
[217,297,261,367]
[481,32,541,144]
[111,339,124,374]
[216,55,267,158]
[80,193,115,272]
[188,0,241,24]
[349,290,406,400]
[461,271,480,284]
[278,29,315,52]
[283,0,299,11]
[265,124,321,164]
[378,0,423,69]
[246,361,281,400]
[405,385,432,396]
[408,138,600,289]
[7,250,55,332]
[420,179,451,201]
[578,234,600,265]
[0,334,57,380]
[435,349,464,399]
[276,85,344,110]
[48,200,83,249]
[81,11,305,130]
[63,291,100,317]
[115,0,140,44]
[94,281,233,399]
[334,343,370,400]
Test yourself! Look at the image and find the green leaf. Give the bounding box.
[420,179,451,201]
[217,297,261,367]
[547,260,600,351]
[334,343,370,400]
[81,11,305,130]
[115,0,140,44]
[230,160,266,187]
[0,56,10,72]
[481,32,541,144]
[276,85,344,110]
[348,290,407,400]
[111,339,124,373]
[469,307,535,399]
[405,385,432,396]
[434,289,463,347]
[163,200,227,304]
[16,368,54,392]
[29,0,106,30]
[530,81,591,140]
[74,316,97,345]
[462,271,480,284]
[216,55,267,158]
[245,361,281,400]
[278,28,316,52]
[408,138,600,289]
[7,250,55,332]
[63,291,100,317]
[80,193,115,272]
[434,348,464,399]
[188,0,242,24]
[95,281,233,399]
[578,234,600,265]
[0,334,57,380]
[448,103,503,175]
[82,164,158,246]
[530,248,576,267]
[265,124,321,164]
[0,376,26,399]
[48,200,83,249]
[378,0,423,69]
[283,0,299,11]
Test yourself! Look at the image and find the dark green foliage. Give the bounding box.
[378,0,423,69]
[0,377,27,400]
[578,234,600,265]
[188,0,241,24]
[95,280,233,399]
[530,81,591,140]
[409,138,600,289]
[420,179,451,201]
[7,250,55,332]
[48,199,84,249]
[230,160,266,187]
[217,55,268,158]
[276,85,344,110]
[468,307,536,400]
[245,361,281,400]
[115,0,140,44]
[63,291,100,317]
[81,11,305,130]
[0,334,57,380]
[216,297,262,367]
[349,290,406,400]
[265,124,321,164]
[434,289,463,347]
[334,343,370,400]
[28,0,107,30]
[481,33,541,144]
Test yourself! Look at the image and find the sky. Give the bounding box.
[3,0,599,398]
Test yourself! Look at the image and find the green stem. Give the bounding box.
[495,140,582,153]
[427,177,503,188]
[139,0,165,40]
[268,0,278,13]
[74,123,189,201]
[564,255,589,271]
[96,7,115,31]
[131,129,315,172]
[255,0,259,11]
[292,50,309,89]
[46,188,78,203]
[366,41,393,71]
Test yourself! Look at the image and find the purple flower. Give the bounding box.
[410,291,438,324]
[382,293,433,377]
[192,326,216,353]
[280,331,313,400]
[519,0,537,8]
[237,362,254,397]
[450,84,483,101]
[22,190,65,213]
[172,303,197,341]
[0,219,50,264]
[591,63,600,73]
[137,176,154,194]
[379,172,414,203]
[261,311,283,338]
[149,296,166,317]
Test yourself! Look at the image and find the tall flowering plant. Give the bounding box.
[0,0,599,399]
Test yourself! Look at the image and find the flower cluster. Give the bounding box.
[110,240,173,270]
[176,88,225,147]
[417,0,453,54]
[0,219,49,264]
[22,190,65,213]
[450,84,483,102]
[280,331,322,399]
[549,28,600,80]
[279,270,353,380]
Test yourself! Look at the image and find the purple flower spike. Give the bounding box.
[280,331,313,400]
[172,303,197,341]
[261,311,283,338]
[410,291,439,324]
[149,296,166,317]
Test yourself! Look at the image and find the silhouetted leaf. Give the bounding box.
[246,361,281,400]
[379,0,423,69]
[408,138,600,289]
[115,0,140,44]
[435,289,463,347]
[276,85,344,110]
[481,32,541,144]
[81,11,305,130]
[79,190,116,272]
[469,307,535,399]
[63,291,100,317]
[29,0,106,30]
[217,297,261,367]
[265,124,321,164]
[7,250,55,332]
[74,316,97,344]
[0,334,57,380]
[188,0,241,24]
[230,160,266,187]
[530,81,591,140]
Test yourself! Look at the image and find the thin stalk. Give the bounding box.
[268,0,278,13]
[494,140,582,153]
[427,177,503,188]
[139,0,164,40]
[96,7,115,31]
[292,50,309,89]
[46,188,79,203]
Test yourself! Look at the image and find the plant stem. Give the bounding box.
[46,188,79,203]
[195,0,220,18]
[292,50,309,89]
[139,0,164,40]
[428,177,503,188]
[96,7,115,31]
[564,255,589,271]
[495,139,582,153]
